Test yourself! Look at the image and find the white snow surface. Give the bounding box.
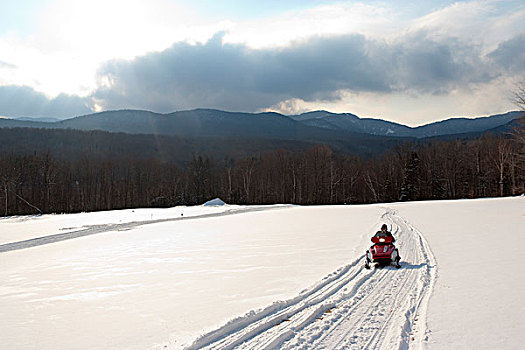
[0,204,250,246]
[0,197,523,349]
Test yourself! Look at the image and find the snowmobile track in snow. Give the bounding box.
[184,209,437,350]
[0,206,286,253]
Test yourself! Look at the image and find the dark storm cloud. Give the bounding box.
[387,31,497,93]
[4,29,512,118]
[488,33,525,73]
[0,85,92,119]
[92,33,392,112]
[92,31,498,112]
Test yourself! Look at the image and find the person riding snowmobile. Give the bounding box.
[372,224,395,243]
[364,224,401,269]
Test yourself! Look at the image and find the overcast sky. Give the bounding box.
[0,0,523,125]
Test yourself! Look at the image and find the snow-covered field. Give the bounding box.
[1,197,523,349]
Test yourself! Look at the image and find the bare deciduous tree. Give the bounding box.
[514,84,525,111]
[511,84,525,193]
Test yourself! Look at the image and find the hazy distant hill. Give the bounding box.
[419,115,523,141]
[410,112,520,138]
[0,108,521,170]
[15,116,61,123]
[1,108,520,140]
[0,109,411,157]
[0,109,521,160]
[0,118,52,129]
[290,111,521,138]
[57,109,353,140]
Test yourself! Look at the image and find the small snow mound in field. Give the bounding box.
[203,198,227,206]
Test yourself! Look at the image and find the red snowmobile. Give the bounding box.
[365,233,401,269]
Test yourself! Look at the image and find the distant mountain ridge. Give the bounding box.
[289,110,521,138]
[59,109,320,139]
[0,108,521,161]
[0,108,521,141]
[0,109,408,158]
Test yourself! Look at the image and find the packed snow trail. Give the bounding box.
[0,206,287,253]
[183,210,437,350]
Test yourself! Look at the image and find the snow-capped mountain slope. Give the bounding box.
[1,197,523,349]
[290,110,522,138]
[291,110,413,136]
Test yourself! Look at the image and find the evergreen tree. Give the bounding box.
[399,152,420,201]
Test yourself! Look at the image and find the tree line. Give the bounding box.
[1,121,523,216]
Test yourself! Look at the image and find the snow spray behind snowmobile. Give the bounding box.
[365,233,401,269]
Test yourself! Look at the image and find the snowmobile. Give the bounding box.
[364,234,401,269]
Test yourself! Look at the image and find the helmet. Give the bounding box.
[381,224,388,230]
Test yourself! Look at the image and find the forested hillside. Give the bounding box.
[1,119,523,216]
